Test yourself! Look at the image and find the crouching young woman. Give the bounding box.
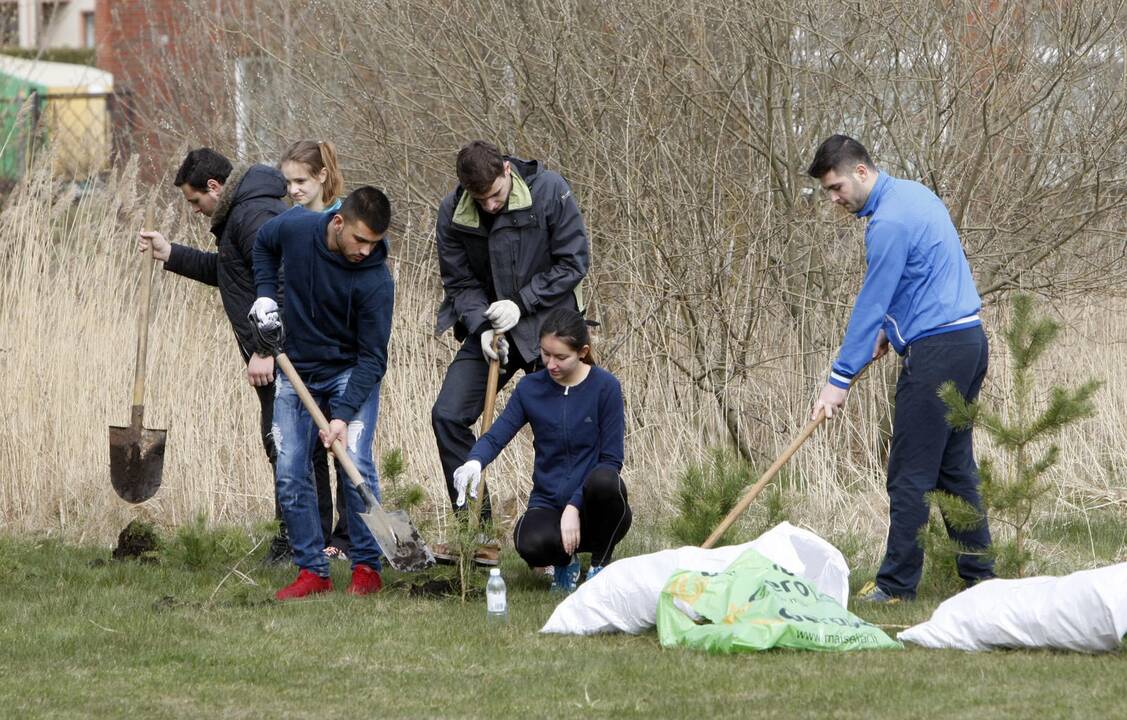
[451,307,632,593]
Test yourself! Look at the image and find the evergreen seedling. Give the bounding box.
[670,448,752,547]
[165,513,255,571]
[380,447,426,512]
[926,294,1101,578]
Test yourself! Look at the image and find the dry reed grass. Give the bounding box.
[1,158,1122,573]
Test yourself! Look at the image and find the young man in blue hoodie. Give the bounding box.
[807,135,995,603]
[250,186,394,600]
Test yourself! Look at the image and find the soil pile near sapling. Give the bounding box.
[112,519,161,562]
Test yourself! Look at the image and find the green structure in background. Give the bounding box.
[0,55,114,181]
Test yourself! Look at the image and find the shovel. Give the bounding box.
[274,352,434,572]
[701,410,827,548]
[701,359,881,548]
[431,335,504,567]
[109,211,166,503]
[468,333,503,532]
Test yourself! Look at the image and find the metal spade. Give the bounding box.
[109,211,166,503]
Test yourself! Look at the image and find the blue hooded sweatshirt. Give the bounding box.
[829,172,981,389]
[253,207,394,421]
[468,366,625,511]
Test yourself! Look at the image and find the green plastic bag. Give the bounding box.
[657,548,901,653]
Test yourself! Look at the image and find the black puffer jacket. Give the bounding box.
[164,164,288,361]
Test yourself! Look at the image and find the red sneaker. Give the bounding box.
[346,563,383,596]
[275,569,333,601]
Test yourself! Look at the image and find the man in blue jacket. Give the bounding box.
[138,148,292,563]
[250,186,395,600]
[807,135,995,603]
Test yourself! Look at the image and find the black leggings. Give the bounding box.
[513,468,632,568]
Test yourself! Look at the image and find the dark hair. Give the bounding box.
[806,135,876,179]
[174,147,232,191]
[339,186,391,233]
[539,307,594,366]
[280,139,344,204]
[456,140,506,195]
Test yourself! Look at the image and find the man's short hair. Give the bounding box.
[174,148,232,191]
[339,186,392,234]
[456,140,505,195]
[807,135,876,179]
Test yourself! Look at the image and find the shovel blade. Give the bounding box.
[358,507,435,572]
[109,424,167,503]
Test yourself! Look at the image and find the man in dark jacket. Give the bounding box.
[138,147,292,562]
[432,140,590,530]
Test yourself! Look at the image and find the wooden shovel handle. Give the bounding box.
[131,207,155,408]
[470,333,503,530]
[700,359,880,549]
[701,411,826,548]
[481,334,503,434]
[274,353,370,498]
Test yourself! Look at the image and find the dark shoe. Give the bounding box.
[263,533,292,566]
[276,569,332,601]
[855,581,909,604]
[964,574,997,590]
[346,563,383,596]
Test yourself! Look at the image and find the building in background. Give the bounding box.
[0,0,113,182]
[0,0,98,50]
[95,0,187,180]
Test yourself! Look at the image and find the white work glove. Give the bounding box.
[481,329,509,365]
[453,460,483,508]
[248,297,280,331]
[484,299,521,333]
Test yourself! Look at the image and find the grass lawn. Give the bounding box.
[0,528,1122,720]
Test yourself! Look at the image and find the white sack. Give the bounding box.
[899,562,1127,652]
[540,521,850,635]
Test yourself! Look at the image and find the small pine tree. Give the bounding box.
[670,448,751,547]
[380,448,425,511]
[928,294,1102,578]
[668,448,792,547]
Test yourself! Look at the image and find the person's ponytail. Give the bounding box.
[318,141,344,205]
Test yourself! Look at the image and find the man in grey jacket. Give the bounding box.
[432,140,590,530]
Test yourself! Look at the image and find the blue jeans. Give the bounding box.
[273,368,382,577]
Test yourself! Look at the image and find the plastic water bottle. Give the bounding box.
[486,567,508,623]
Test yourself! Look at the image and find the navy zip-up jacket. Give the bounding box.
[468,366,624,510]
[253,208,394,422]
[829,172,982,389]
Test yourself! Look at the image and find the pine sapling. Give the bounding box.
[928,294,1101,578]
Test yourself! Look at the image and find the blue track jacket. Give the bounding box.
[253,208,394,421]
[829,173,981,389]
[468,366,625,511]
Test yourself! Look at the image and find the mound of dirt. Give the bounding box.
[112,519,160,562]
